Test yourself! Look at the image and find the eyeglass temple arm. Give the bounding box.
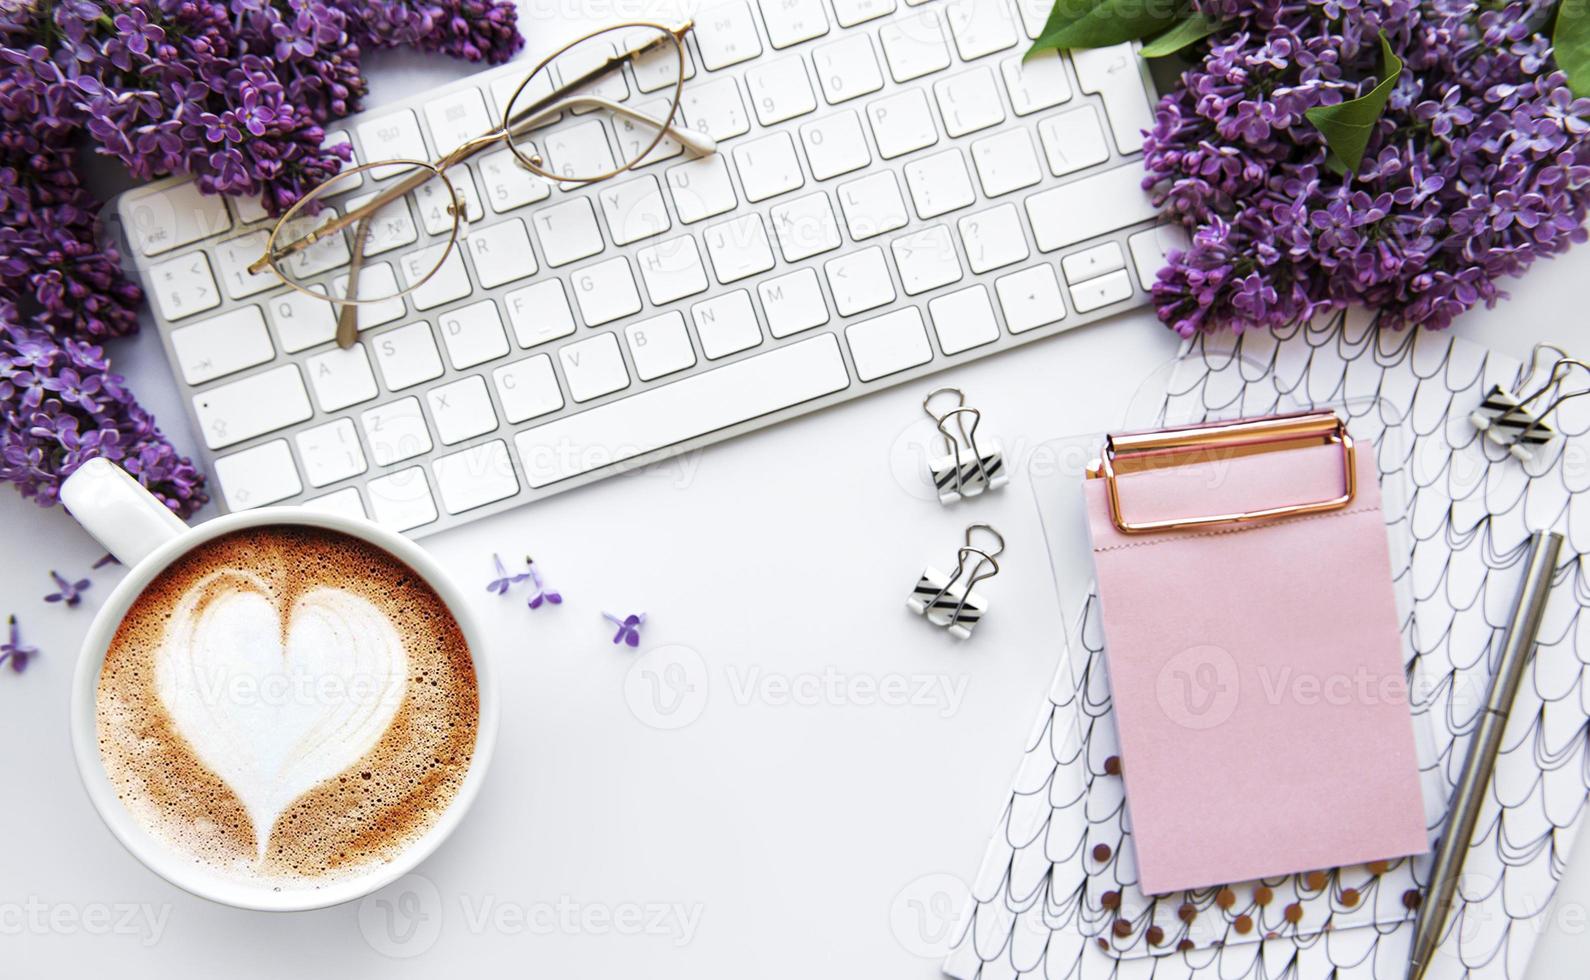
[335,214,373,349]
[508,96,716,156]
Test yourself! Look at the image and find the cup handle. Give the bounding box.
[60,459,190,567]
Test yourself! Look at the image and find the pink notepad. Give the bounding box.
[1083,438,1428,895]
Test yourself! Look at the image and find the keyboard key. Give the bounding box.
[1062,241,1127,284]
[1026,165,1159,251]
[637,235,711,304]
[279,208,350,278]
[231,192,270,227]
[703,214,777,283]
[759,0,829,47]
[466,218,537,288]
[995,264,1067,333]
[332,264,407,331]
[598,175,672,246]
[845,306,932,381]
[769,192,842,261]
[554,36,629,104]
[366,467,438,531]
[618,98,689,165]
[831,0,895,26]
[424,87,491,149]
[531,197,605,267]
[1072,43,1154,153]
[542,119,618,178]
[838,172,910,240]
[733,132,806,202]
[625,311,697,381]
[971,128,1043,196]
[304,487,367,520]
[479,148,552,213]
[1038,105,1111,176]
[1128,224,1189,287]
[691,290,762,359]
[147,252,220,321]
[306,343,379,411]
[958,203,1030,273]
[559,332,630,402]
[319,131,361,195]
[214,440,301,510]
[372,321,446,390]
[493,355,565,423]
[356,110,428,177]
[170,306,274,385]
[824,246,896,316]
[904,149,976,218]
[433,440,519,514]
[680,76,751,140]
[124,182,231,257]
[746,57,819,125]
[666,154,739,223]
[399,242,471,311]
[361,397,433,464]
[867,89,939,159]
[1012,0,1048,36]
[799,111,872,179]
[934,67,1005,137]
[341,191,418,256]
[1002,51,1072,115]
[891,225,963,294]
[266,289,338,353]
[514,334,849,487]
[414,166,483,234]
[427,375,499,445]
[296,418,367,488]
[504,280,578,348]
[571,257,644,326]
[213,231,276,299]
[492,70,556,122]
[811,34,884,104]
[438,299,510,369]
[878,11,952,82]
[629,27,696,92]
[193,364,313,450]
[696,1,763,69]
[944,0,1019,60]
[928,284,1000,354]
[758,267,830,337]
[1069,267,1135,312]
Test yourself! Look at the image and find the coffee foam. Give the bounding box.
[96,526,478,888]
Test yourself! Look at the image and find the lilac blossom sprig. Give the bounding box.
[1141,0,1590,335]
[2,310,208,514]
[1,615,38,674]
[44,569,90,606]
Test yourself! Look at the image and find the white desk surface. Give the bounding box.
[5,4,1589,974]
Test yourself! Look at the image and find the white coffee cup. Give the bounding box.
[60,458,498,911]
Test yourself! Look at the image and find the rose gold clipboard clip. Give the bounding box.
[1084,411,1357,535]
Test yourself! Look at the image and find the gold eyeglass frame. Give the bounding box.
[249,19,699,348]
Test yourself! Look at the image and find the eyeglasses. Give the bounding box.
[248,20,713,349]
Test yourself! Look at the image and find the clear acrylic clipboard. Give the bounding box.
[1024,361,1447,959]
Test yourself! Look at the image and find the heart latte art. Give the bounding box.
[96,527,477,887]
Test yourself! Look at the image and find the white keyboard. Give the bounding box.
[113,0,1179,537]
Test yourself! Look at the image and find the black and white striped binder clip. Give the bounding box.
[1470,345,1590,461]
[907,524,1003,639]
[923,387,1007,504]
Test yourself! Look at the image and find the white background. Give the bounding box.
[3,1,1589,974]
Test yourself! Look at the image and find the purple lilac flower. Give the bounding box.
[44,569,90,606]
[603,612,646,647]
[1142,0,1590,335]
[0,615,37,674]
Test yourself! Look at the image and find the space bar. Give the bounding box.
[514,334,851,487]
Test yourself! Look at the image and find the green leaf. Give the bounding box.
[1026,0,1185,60]
[1303,32,1403,175]
[1556,0,1590,97]
[1138,11,1222,58]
